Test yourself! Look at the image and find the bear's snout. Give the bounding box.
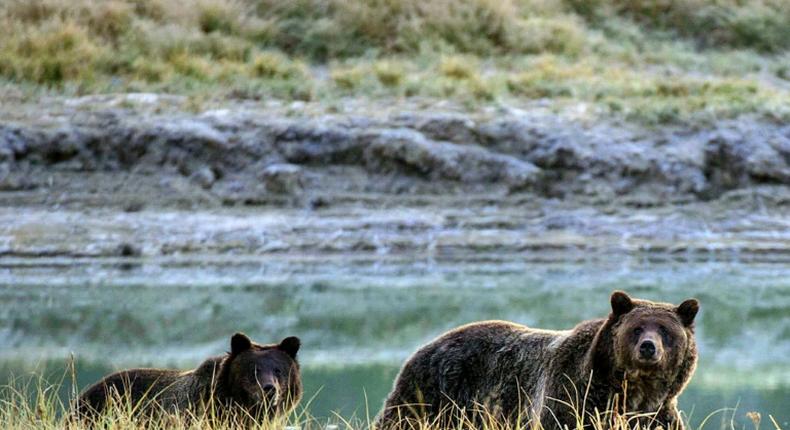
[634,331,663,365]
[639,340,656,359]
[262,382,279,402]
[256,379,280,406]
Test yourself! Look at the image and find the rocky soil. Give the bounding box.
[1,94,788,259]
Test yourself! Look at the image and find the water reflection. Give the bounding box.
[0,256,788,427]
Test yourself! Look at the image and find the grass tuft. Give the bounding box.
[0,18,108,85]
[197,0,245,34]
[86,1,135,40]
[439,56,478,80]
[251,51,306,79]
[373,61,406,88]
[331,65,368,91]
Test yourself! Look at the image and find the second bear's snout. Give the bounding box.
[262,383,276,395]
[258,381,280,405]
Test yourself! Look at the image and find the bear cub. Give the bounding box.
[378,291,699,430]
[73,333,302,423]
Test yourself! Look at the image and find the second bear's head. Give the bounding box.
[608,291,699,374]
[224,332,302,416]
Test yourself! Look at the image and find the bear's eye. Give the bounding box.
[633,327,643,336]
[274,368,282,377]
[659,326,673,345]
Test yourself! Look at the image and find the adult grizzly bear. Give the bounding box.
[378,291,699,430]
[73,333,302,423]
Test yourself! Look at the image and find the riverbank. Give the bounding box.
[1,95,789,259]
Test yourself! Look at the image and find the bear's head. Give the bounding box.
[608,291,699,376]
[223,333,302,417]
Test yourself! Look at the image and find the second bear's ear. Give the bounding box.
[231,332,252,355]
[278,336,301,359]
[676,299,700,327]
[610,291,634,317]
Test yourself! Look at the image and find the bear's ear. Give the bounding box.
[610,291,634,317]
[278,336,300,359]
[231,332,252,355]
[676,299,699,327]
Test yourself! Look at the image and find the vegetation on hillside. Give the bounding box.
[0,0,789,124]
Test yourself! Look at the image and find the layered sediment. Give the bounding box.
[1,95,788,258]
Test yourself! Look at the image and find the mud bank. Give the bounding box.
[1,95,788,258]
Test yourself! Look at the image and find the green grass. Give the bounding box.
[0,0,789,125]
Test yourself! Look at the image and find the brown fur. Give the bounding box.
[377,291,699,430]
[72,333,302,424]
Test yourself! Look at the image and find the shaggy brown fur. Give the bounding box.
[72,333,302,423]
[377,291,699,430]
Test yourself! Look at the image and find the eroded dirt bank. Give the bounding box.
[1,95,788,258]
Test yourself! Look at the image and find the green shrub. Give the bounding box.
[605,0,790,52]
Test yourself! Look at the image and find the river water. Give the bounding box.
[1,255,788,427]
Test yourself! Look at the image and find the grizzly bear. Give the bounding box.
[72,333,302,423]
[377,291,699,430]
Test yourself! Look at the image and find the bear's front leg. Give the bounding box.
[654,402,684,430]
[631,403,683,430]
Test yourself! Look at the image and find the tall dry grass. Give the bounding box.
[0,367,784,430]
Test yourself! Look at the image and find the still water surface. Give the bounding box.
[1,256,788,426]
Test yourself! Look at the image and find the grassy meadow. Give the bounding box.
[0,0,788,124]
